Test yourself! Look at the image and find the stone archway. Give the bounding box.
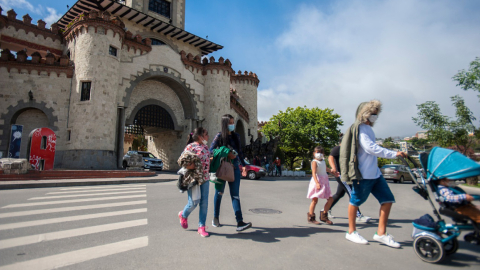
[123,69,198,120]
[121,77,191,170]
[0,100,58,158]
[236,119,246,147]
[15,109,50,158]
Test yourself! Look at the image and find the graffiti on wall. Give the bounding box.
[29,128,56,170]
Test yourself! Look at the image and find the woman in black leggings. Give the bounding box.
[327,145,371,222]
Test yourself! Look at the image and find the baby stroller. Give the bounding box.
[404,147,480,263]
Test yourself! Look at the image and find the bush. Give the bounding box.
[466,176,479,186]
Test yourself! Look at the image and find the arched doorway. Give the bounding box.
[125,103,176,150]
[13,109,49,158]
[236,120,246,147]
[124,99,183,170]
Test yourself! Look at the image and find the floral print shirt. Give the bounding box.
[185,142,210,182]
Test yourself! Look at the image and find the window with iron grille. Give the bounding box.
[109,46,117,57]
[149,0,171,18]
[81,82,91,101]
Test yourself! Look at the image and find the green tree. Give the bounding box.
[381,137,399,149]
[132,135,148,151]
[412,95,478,155]
[409,137,430,151]
[261,106,343,170]
[453,57,480,93]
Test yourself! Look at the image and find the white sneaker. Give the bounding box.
[328,210,335,219]
[346,231,368,244]
[373,233,401,248]
[356,214,371,223]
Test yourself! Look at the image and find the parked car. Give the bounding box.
[123,151,163,170]
[240,161,266,180]
[380,164,413,183]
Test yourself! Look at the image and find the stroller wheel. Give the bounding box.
[414,235,445,263]
[464,232,480,245]
[444,238,459,255]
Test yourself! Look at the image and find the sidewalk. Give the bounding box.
[0,171,177,190]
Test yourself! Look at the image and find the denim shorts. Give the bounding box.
[349,175,395,207]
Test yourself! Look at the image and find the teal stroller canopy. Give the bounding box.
[426,147,480,180]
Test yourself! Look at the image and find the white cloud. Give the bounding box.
[258,0,480,138]
[44,7,61,27]
[0,0,39,14]
[0,0,60,27]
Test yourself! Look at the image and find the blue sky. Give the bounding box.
[2,0,480,138]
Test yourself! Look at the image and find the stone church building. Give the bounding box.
[0,0,259,170]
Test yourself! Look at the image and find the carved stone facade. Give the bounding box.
[0,0,259,170]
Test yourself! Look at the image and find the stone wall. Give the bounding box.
[125,80,184,126]
[231,71,260,143]
[0,68,71,157]
[147,131,186,170]
[203,64,233,141]
[66,26,122,152]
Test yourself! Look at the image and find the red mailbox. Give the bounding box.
[29,128,56,170]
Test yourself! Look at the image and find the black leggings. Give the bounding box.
[330,177,362,215]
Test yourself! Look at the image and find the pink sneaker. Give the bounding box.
[178,211,188,229]
[198,226,209,237]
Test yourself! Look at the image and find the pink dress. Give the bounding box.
[307,159,332,199]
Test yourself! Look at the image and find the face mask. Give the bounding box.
[228,124,235,131]
[368,114,378,123]
[315,153,324,160]
[202,140,208,145]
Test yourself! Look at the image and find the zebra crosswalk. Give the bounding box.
[0,184,149,269]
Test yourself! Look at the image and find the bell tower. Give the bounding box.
[126,0,185,29]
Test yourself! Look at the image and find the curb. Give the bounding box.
[0,178,176,190]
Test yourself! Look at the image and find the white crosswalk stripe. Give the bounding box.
[0,219,147,250]
[2,194,146,208]
[0,236,149,270]
[0,200,147,218]
[0,185,150,269]
[0,208,147,230]
[28,190,146,200]
[46,187,146,195]
[59,184,146,190]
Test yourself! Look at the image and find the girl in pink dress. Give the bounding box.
[307,146,336,225]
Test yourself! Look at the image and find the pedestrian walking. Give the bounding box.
[177,127,211,237]
[210,114,252,232]
[274,157,282,176]
[307,146,337,225]
[253,155,261,166]
[327,142,371,223]
[340,100,407,247]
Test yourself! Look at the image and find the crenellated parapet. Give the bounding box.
[124,31,152,54]
[231,70,260,86]
[63,10,124,41]
[0,7,63,43]
[63,11,152,54]
[0,48,74,78]
[180,51,234,76]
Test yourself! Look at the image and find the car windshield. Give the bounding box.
[140,152,156,159]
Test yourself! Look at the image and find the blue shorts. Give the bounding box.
[349,175,395,207]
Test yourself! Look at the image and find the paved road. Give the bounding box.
[0,178,479,269]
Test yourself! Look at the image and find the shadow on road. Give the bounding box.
[210,225,344,243]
